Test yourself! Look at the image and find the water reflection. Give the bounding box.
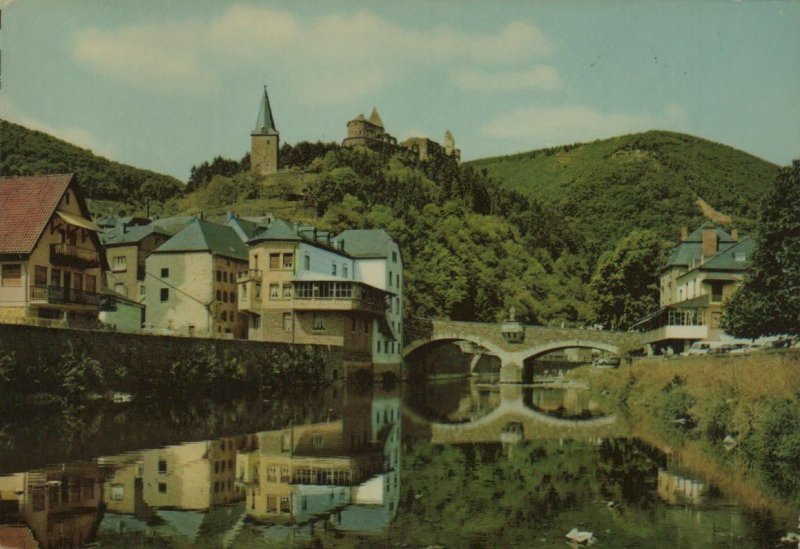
[0,378,793,547]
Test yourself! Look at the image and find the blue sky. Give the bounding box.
[2,0,798,181]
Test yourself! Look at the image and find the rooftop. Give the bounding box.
[154,218,248,261]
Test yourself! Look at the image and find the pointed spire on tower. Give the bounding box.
[369,107,384,128]
[253,85,278,135]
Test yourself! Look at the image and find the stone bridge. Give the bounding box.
[402,384,625,445]
[403,319,642,383]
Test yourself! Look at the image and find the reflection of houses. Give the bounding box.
[238,219,403,371]
[634,223,754,354]
[144,218,249,338]
[0,462,106,549]
[0,174,106,326]
[239,387,401,533]
[142,437,243,511]
[657,468,708,505]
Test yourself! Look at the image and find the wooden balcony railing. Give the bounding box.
[30,284,100,307]
[50,243,100,269]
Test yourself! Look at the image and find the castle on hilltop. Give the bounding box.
[250,88,460,174]
[342,107,460,162]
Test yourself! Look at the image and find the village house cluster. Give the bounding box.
[0,175,403,372]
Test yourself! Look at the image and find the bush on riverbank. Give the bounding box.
[582,351,800,504]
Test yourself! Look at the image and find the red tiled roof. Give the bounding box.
[0,524,39,548]
[0,174,73,254]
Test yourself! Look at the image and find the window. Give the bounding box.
[283,253,294,269]
[396,274,400,287]
[158,483,167,494]
[33,265,47,286]
[221,311,227,322]
[216,289,222,301]
[266,495,278,513]
[304,255,310,270]
[388,270,393,287]
[161,267,169,278]
[223,271,228,283]
[112,256,126,272]
[343,265,348,278]
[255,283,261,298]
[139,284,145,299]
[114,282,127,297]
[392,251,398,263]
[269,253,281,269]
[223,291,228,303]
[86,274,96,293]
[283,312,292,331]
[1,264,21,287]
[269,284,279,299]
[51,268,61,287]
[332,263,337,276]
[158,459,168,474]
[160,288,169,302]
[280,467,290,482]
[313,313,325,331]
[267,467,277,482]
[312,435,323,449]
[735,252,747,262]
[252,315,261,329]
[216,270,222,282]
[280,495,291,513]
[110,484,124,501]
[282,283,292,298]
[253,254,259,269]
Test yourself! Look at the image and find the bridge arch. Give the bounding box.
[403,334,509,363]
[513,339,620,364]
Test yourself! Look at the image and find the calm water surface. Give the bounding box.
[0,378,793,548]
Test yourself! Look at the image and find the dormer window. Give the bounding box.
[735,253,747,262]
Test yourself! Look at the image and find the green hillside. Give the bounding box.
[0,119,183,205]
[468,131,780,250]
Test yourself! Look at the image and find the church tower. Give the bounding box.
[251,86,279,175]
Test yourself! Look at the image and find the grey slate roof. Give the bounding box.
[699,235,754,271]
[253,86,278,135]
[249,218,302,243]
[224,216,265,242]
[665,221,738,269]
[334,229,395,258]
[101,223,171,246]
[152,215,196,236]
[154,218,248,261]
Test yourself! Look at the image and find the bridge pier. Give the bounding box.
[499,360,522,384]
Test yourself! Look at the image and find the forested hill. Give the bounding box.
[468,130,780,250]
[0,120,183,204]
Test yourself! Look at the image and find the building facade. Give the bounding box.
[103,222,172,302]
[634,222,754,354]
[238,219,402,371]
[144,218,248,338]
[0,174,105,326]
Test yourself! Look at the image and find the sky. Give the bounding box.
[1,1,798,181]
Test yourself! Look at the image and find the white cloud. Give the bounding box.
[71,6,554,103]
[1,96,117,159]
[450,66,563,92]
[483,104,687,143]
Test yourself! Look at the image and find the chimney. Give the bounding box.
[731,228,739,241]
[702,228,717,259]
[122,222,128,234]
[680,226,688,241]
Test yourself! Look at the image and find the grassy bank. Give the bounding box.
[574,351,800,513]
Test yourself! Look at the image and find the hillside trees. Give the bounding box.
[588,229,668,329]
[723,160,800,337]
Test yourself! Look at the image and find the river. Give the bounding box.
[0,377,794,548]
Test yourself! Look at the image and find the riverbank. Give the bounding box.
[572,350,800,518]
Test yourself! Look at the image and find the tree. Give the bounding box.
[723,160,800,337]
[589,229,668,330]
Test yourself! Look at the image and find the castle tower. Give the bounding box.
[250,86,279,175]
[444,130,460,162]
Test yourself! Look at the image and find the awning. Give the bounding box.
[57,211,101,232]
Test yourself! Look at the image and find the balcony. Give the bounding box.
[50,243,100,269]
[238,269,263,282]
[30,285,100,308]
[292,281,388,315]
[238,280,262,312]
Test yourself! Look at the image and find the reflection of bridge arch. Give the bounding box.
[401,385,621,445]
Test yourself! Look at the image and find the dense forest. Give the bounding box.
[0,120,184,205]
